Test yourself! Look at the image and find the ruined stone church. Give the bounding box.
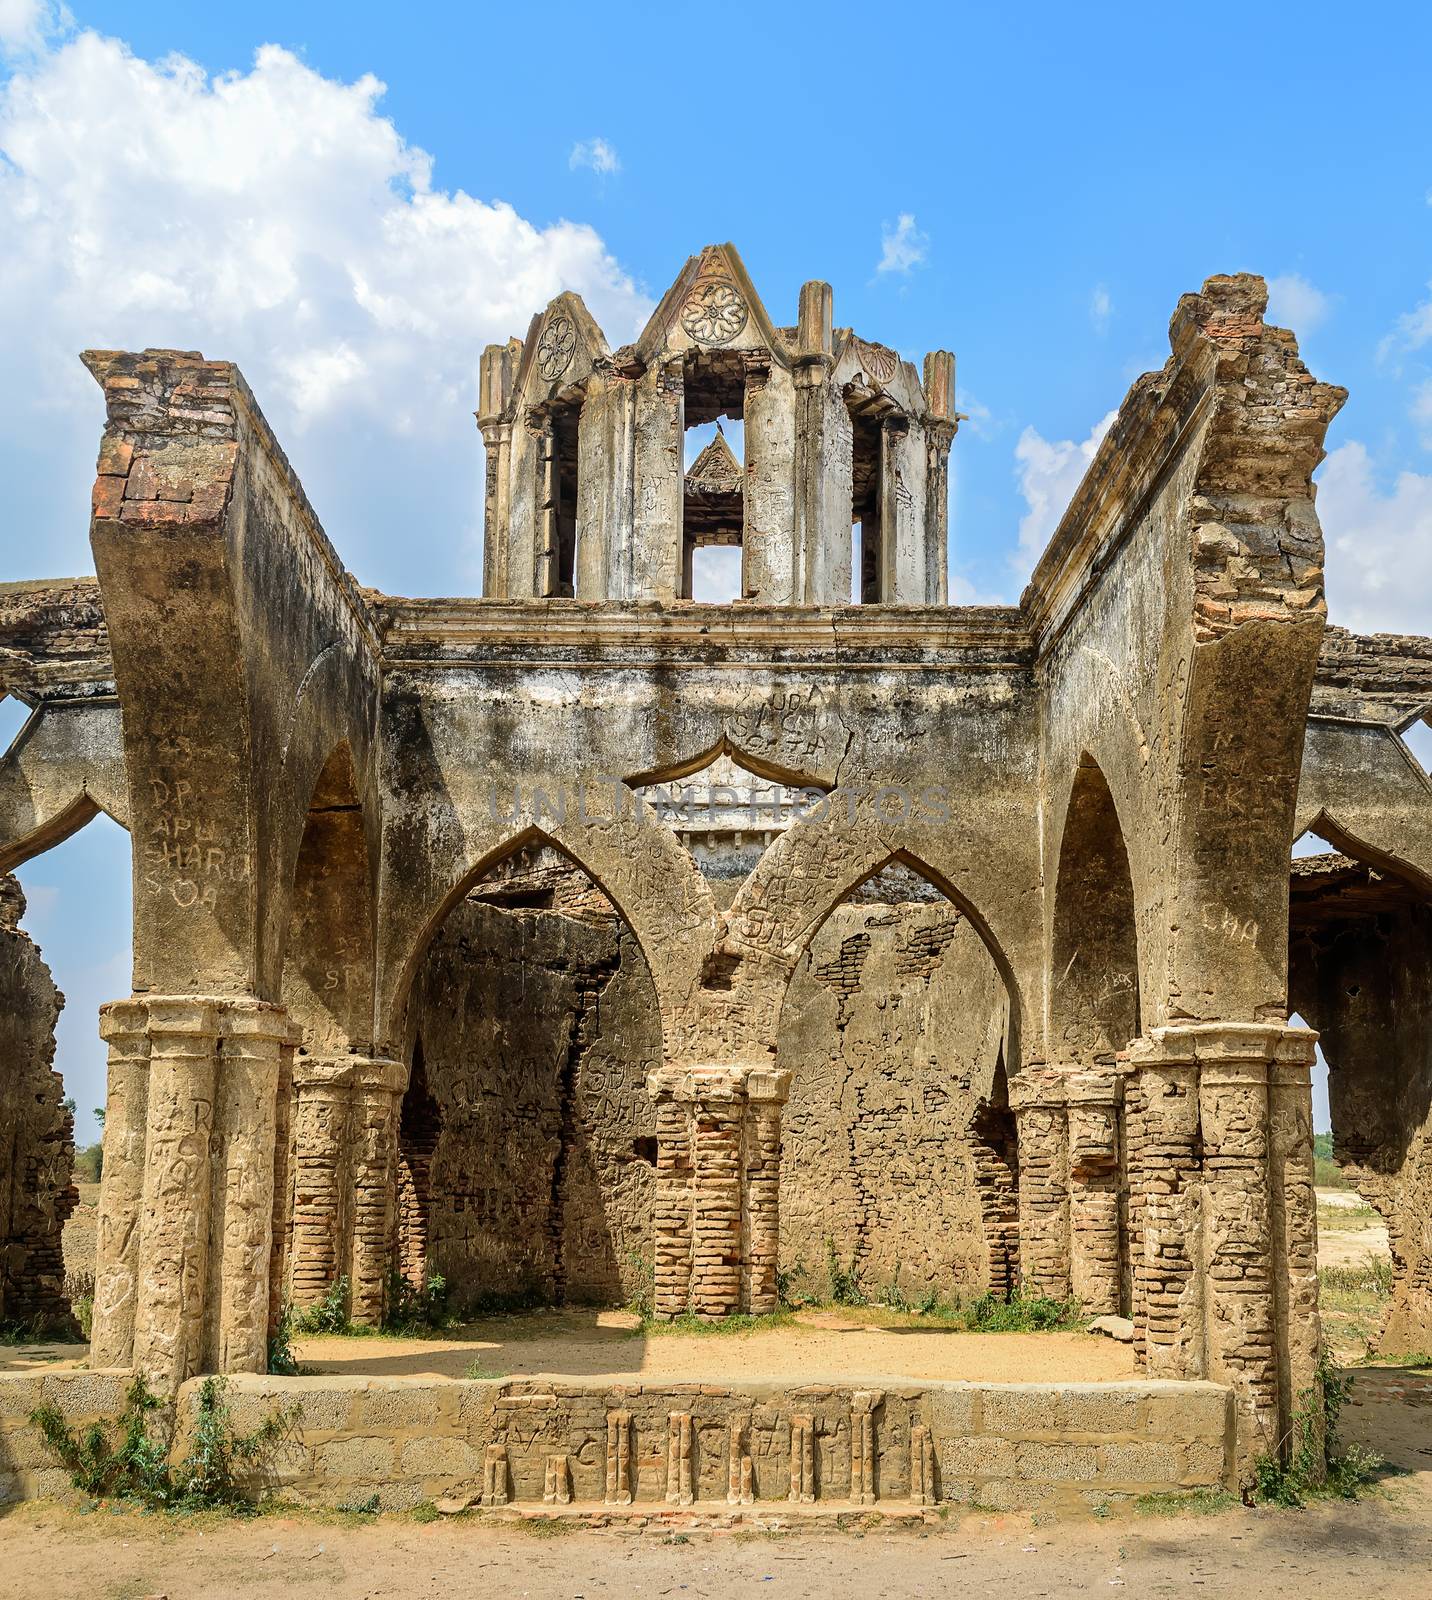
[2,245,1430,1485]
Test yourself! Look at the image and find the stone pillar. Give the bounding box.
[651,1087,693,1319]
[1125,1049,1203,1379]
[348,1058,406,1325]
[1011,1070,1071,1299]
[130,997,222,1391]
[478,337,520,599]
[689,1073,744,1318]
[1125,1023,1321,1474]
[649,1063,789,1320]
[922,349,959,607]
[288,1059,352,1310]
[1066,1068,1123,1316]
[743,1068,789,1315]
[92,996,290,1389]
[91,999,151,1368]
[792,280,854,605]
[878,415,928,603]
[267,1021,301,1336]
[284,1055,407,1325]
[210,1005,290,1373]
[1199,1049,1279,1452]
[1270,1052,1321,1453]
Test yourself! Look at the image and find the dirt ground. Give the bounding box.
[1,1385,1429,1600]
[5,1182,1426,1596]
[6,1188,1394,1381]
[294,1309,1138,1384]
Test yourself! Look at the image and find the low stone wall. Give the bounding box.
[0,1370,1232,1513]
[0,1370,131,1503]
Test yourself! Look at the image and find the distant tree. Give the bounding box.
[94,1107,106,1130]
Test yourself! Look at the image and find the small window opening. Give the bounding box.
[847,396,884,603]
[539,398,581,597]
[682,352,747,600]
[1404,715,1432,776]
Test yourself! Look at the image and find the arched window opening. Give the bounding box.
[539,395,582,597]
[681,352,748,599]
[775,856,1015,1307]
[848,403,883,603]
[1050,760,1141,1062]
[399,841,661,1314]
[1288,845,1427,1355]
[1048,758,1140,1317]
[1402,714,1431,777]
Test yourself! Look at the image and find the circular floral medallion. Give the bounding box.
[536,315,577,382]
[858,339,899,386]
[680,280,749,346]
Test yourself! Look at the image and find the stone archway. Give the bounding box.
[1028,754,1142,1315]
[774,857,1015,1307]
[394,837,664,1316]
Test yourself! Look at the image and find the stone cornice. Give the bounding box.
[375,599,1032,672]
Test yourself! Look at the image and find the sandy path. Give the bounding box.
[292,1311,1136,1385]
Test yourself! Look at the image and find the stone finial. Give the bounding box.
[797,281,833,361]
[923,350,957,422]
[477,338,521,426]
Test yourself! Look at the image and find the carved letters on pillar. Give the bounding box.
[91,995,292,1389]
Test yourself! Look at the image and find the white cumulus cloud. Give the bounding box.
[1090,285,1112,333]
[1267,272,1331,335]
[569,136,620,176]
[0,0,63,55]
[1316,442,1432,635]
[0,26,651,592]
[877,213,928,276]
[1013,411,1118,564]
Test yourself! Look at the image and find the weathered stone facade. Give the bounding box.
[1,252,1428,1487]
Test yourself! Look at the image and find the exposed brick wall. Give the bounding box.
[776,900,1008,1301]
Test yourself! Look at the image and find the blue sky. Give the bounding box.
[4,0,1431,1137]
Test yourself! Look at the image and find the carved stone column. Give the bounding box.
[1125,1022,1321,1473]
[688,1069,745,1318]
[211,1005,290,1373]
[743,1068,790,1315]
[130,997,222,1390]
[347,1058,407,1325]
[1065,1068,1124,1316]
[1011,1069,1071,1299]
[91,995,289,1389]
[288,1059,352,1310]
[650,1085,693,1319]
[284,1054,407,1325]
[91,999,151,1367]
[1125,1046,1204,1379]
[648,1063,789,1319]
[266,1020,302,1337]
[1270,1053,1321,1452]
